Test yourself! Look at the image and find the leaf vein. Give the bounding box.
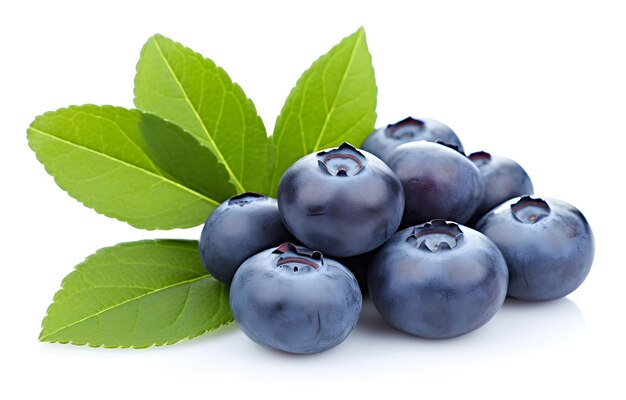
[29,127,220,207]
[150,36,245,193]
[313,30,363,151]
[40,275,210,341]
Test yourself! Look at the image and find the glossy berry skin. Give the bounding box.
[475,196,595,301]
[199,193,293,284]
[277,143,404,257]
[230,243,362,354]
[469,151,534,222]
[387,141,483,227]
[361,117,464,163]
[368,220,508,338]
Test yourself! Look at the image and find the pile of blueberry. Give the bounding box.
[199,117,595,354]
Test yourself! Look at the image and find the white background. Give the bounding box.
[2,0,625,398]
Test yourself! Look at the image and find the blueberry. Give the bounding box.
[230,243,362,354]
[198,192,293,284]
[469,151,534,223]
[475,196,595,301]
[368,220,508,338]
[361,117,464,163]
[277,143,404,257]
[387,141,483,227]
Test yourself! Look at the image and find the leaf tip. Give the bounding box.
[38,329,50,343]
[148,33,167,43]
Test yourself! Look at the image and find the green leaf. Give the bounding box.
[269,27,377,195]
[39,240,233,348]
[27,105,236,230]
[134,34,273,195]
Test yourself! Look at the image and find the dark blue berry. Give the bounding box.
[361,117,464,163]
[475,196,594,301]
[198,193,293,284]
[230,243,362,354]
[387,141,483,226]
[277,143,404,257]
[368,220,508,338]
[469,151,534,223]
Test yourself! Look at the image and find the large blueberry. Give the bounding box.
[361,117,464,163]
[387,141,483,227]
[368,220,508,339]
[277,143,404,257]
[230,243,362,354]
[475,196,595,301]
[469,151,534,223]
[198,193,293,284]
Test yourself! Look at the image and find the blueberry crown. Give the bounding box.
[406,220,464,252]
[273,242,324,270]
[469,151,492,167]
[386,117,425,139]
[435,141,465,155]
[511,196,551,224]
[317,143,366,177]
[228,192,267,206]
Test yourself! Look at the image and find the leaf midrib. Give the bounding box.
[28,127,220,207]
[312,29,364,151]
[40,274,209,341]
[150,36,246,194]
[269,29,364,190]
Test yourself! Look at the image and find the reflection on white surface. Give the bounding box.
[355,296,586,351]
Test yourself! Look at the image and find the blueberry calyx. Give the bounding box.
[386,117,425,139]
[468,151,492,167]
[317,143,366,177]
[406,219,464,252]
[273,242,324,271]
[510,196,551,224]
[228,192,267,206]
[435,141,465,155]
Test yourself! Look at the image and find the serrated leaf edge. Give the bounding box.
[39,318,235,349]
[269,27,377,191]
[27,104,221,230]
[312,27,366,151]
[133,34,269,195]
[38,239,234,349]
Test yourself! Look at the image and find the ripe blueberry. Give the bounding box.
[361,117,464,163]
[475,196,595,301]
[198,193,293,284]
[469,151,534,223]
[368,220,508,338]
[230,243,362,354]
[277,143,404,257]
[387,141,483,227]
